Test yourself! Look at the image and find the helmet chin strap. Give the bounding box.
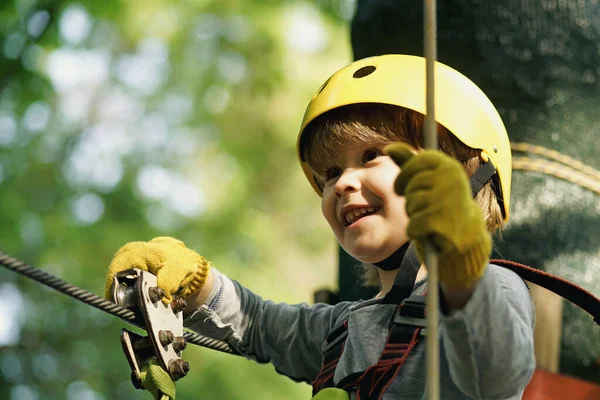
[373,160,497,271]
[373,242,411,271]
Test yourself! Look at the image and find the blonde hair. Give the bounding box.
[302,104,504,288]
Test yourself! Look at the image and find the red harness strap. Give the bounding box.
[339,323,422,400]
[312,295,427,399]
[311,320,350,391]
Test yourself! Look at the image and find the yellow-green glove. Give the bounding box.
[105,237,210,302]
[312,388,350,400]
[385,143,491,289]
[140,359,176,400]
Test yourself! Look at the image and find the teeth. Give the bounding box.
[344,207,379,225]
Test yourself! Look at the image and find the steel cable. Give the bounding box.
[0,250,238,355]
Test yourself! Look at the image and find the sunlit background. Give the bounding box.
[4,0,600,398]
[0,0,355,398]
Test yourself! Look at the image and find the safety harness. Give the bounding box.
[312,250,600,399]
[312,243,427,399]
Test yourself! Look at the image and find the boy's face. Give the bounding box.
[319,142,410,264]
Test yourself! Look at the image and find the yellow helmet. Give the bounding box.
[297,54,511,221]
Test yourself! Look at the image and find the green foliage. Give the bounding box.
[0,0,353,398]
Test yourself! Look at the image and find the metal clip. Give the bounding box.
[113,269,190,388]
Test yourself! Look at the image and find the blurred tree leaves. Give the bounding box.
[0,0,354,399]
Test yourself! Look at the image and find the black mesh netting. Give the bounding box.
[345,0,600,382]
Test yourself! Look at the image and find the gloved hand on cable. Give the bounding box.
[140,359,176,400]
[105,236,211,303]
[385,143,491,289]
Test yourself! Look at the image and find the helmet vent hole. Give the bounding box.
[316,78,330,95]
[353,65,376,78]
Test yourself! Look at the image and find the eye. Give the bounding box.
[324,166,342,182]
[362,148,382,163]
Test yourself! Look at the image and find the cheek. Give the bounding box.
[320,191,338,228]
[390,196,410,228]
[385,164,401,191]
[369,161,401,197]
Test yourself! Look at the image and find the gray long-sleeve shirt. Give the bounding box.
[184,264,536,399]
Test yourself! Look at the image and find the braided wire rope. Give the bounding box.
[513,157,600,195]
[0,250,238,355]
[512,142,600,181]
[511,143,600,195]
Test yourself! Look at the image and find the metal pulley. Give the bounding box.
[112,269,190,390]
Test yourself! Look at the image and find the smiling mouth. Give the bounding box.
[343,207,381,227]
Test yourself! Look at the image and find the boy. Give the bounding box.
[106,54,535,399]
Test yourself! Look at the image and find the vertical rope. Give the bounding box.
[424,0,440,399]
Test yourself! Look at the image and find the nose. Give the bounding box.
[335,168,361,197]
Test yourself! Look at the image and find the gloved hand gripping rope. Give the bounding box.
[385,144,491,289]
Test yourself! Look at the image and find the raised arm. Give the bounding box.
[441,264,535,399]
[184,268,353,383]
